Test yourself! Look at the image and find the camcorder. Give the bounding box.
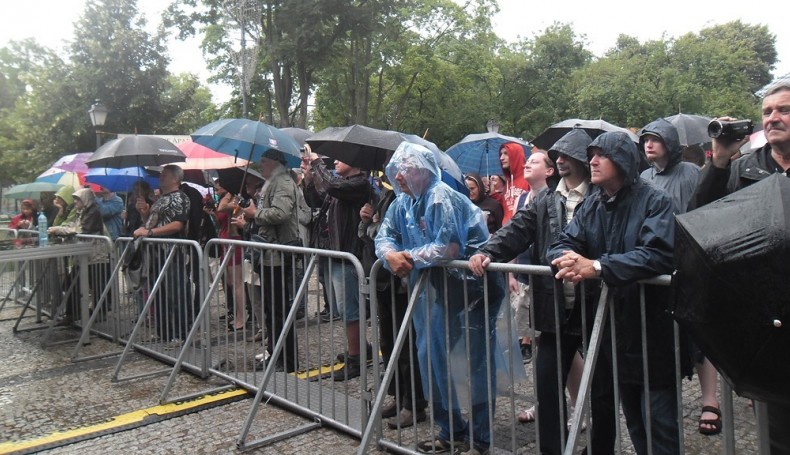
[707,119,754,142]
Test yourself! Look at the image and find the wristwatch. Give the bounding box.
[592,260,602,277]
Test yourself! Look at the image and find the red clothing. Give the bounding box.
[500,142,530,224]
[9,213,35,230]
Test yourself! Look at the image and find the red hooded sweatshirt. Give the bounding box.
[500,142,529,224]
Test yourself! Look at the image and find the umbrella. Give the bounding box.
[673,173,790,405]
[4,182,64,199]
[36,170,85,188]
[215,167,265,196]
[306,124,405,170]
[665,113,713,147]
[86,136,186,169]
[85,167,160,193]
[176,140,250,170]
[741,129,768,154]
[446,132,531,177]
[280,127,313,147]
[191,118,302,168]
[48,152,93,174]
[531,118,638,150]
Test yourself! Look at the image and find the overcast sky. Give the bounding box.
[2,0,788,105]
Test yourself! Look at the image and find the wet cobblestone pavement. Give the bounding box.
[0,295,761,454]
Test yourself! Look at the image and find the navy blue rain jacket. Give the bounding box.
[547,131,691,387]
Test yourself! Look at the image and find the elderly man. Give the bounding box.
[375,142,504,455]
[239,151,300,373]
[133,164,192,344]
[689,80,790,454]
[547,131,688,455]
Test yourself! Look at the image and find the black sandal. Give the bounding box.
[699,405,722,435]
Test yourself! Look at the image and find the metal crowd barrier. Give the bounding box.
[354,259,768,455]
[0,227,20,312]
[111,236,208,383]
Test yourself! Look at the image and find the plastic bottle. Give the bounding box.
[38,212,48,246]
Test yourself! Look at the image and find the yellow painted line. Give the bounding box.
[294,362,344,380]
[0,389,249,454]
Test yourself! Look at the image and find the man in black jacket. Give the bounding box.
[303,151,371,381]
[470,128,601,455]
[689,80,790,454]
[548,132,686,455]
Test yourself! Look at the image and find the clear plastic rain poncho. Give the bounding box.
[374,142,525,418]
[376,142,489,270]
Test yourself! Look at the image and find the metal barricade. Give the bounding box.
[112,237,209,383]
[357,259,768,455]
[0,227,20,312]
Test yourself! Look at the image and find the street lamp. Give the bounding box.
[486,119,500,134]
[88,100,108,149]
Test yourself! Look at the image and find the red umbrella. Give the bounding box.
[176,140,250,170]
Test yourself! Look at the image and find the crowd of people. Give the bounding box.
[7,80,789,455]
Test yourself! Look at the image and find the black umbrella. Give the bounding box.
[673,174,790,405]
[532,118,638,150]
[665,113,712,147]
[280,127,313,147]
[86,135,186,169]
[306,125,404,170]
[215,167,264,197]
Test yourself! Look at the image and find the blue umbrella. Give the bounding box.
[191,119,302,168]
[446,132,531,177]
[85,167,160,193]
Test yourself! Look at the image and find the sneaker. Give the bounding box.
[520,343,533,364]
[319,308,341,322]
[337,343,374,363]
[387,408,427,429]
[331,358,363,381]
[453,445,489,455]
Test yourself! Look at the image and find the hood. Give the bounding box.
[587,131,641,186]
[72,187,96,208]
[55,185,75,206]
[548,128,593,168]
[464,172,486,203]
[639,118,682,168]
[501,142,529,191]
[385,142,440,199]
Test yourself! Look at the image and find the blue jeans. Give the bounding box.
[619,382,680,455]
[413,270,503,449]
[329,259,360,322]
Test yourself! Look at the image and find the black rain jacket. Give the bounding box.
[547,131,691,387]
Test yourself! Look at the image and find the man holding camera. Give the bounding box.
[689,80,790,454]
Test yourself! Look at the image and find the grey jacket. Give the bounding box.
[255,164,300,266]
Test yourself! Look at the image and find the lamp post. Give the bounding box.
[486,119,500,134]
[88,100,108,149]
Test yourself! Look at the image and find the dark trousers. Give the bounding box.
[535,331,582,455]
[581,334,617,455]
[619,382,680,455]
[155,249,192,341]
[261,265,298,372]
[377,284,426,411]
[769,401,790,455]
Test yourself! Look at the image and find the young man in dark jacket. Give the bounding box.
[688,81,790,454]
[548,131,689,455]
[469,129,603,455]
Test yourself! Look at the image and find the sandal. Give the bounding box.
[517,405,536,423]
[699,405,722,435]
[416,438,454,454]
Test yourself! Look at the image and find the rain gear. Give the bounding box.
[52,185,77,227]
[480,130,594,334]
[375,142,514,449]
[547,131,690,387]
[50,188,108,263]
[639,118,701,213]
[500,142,529,224]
